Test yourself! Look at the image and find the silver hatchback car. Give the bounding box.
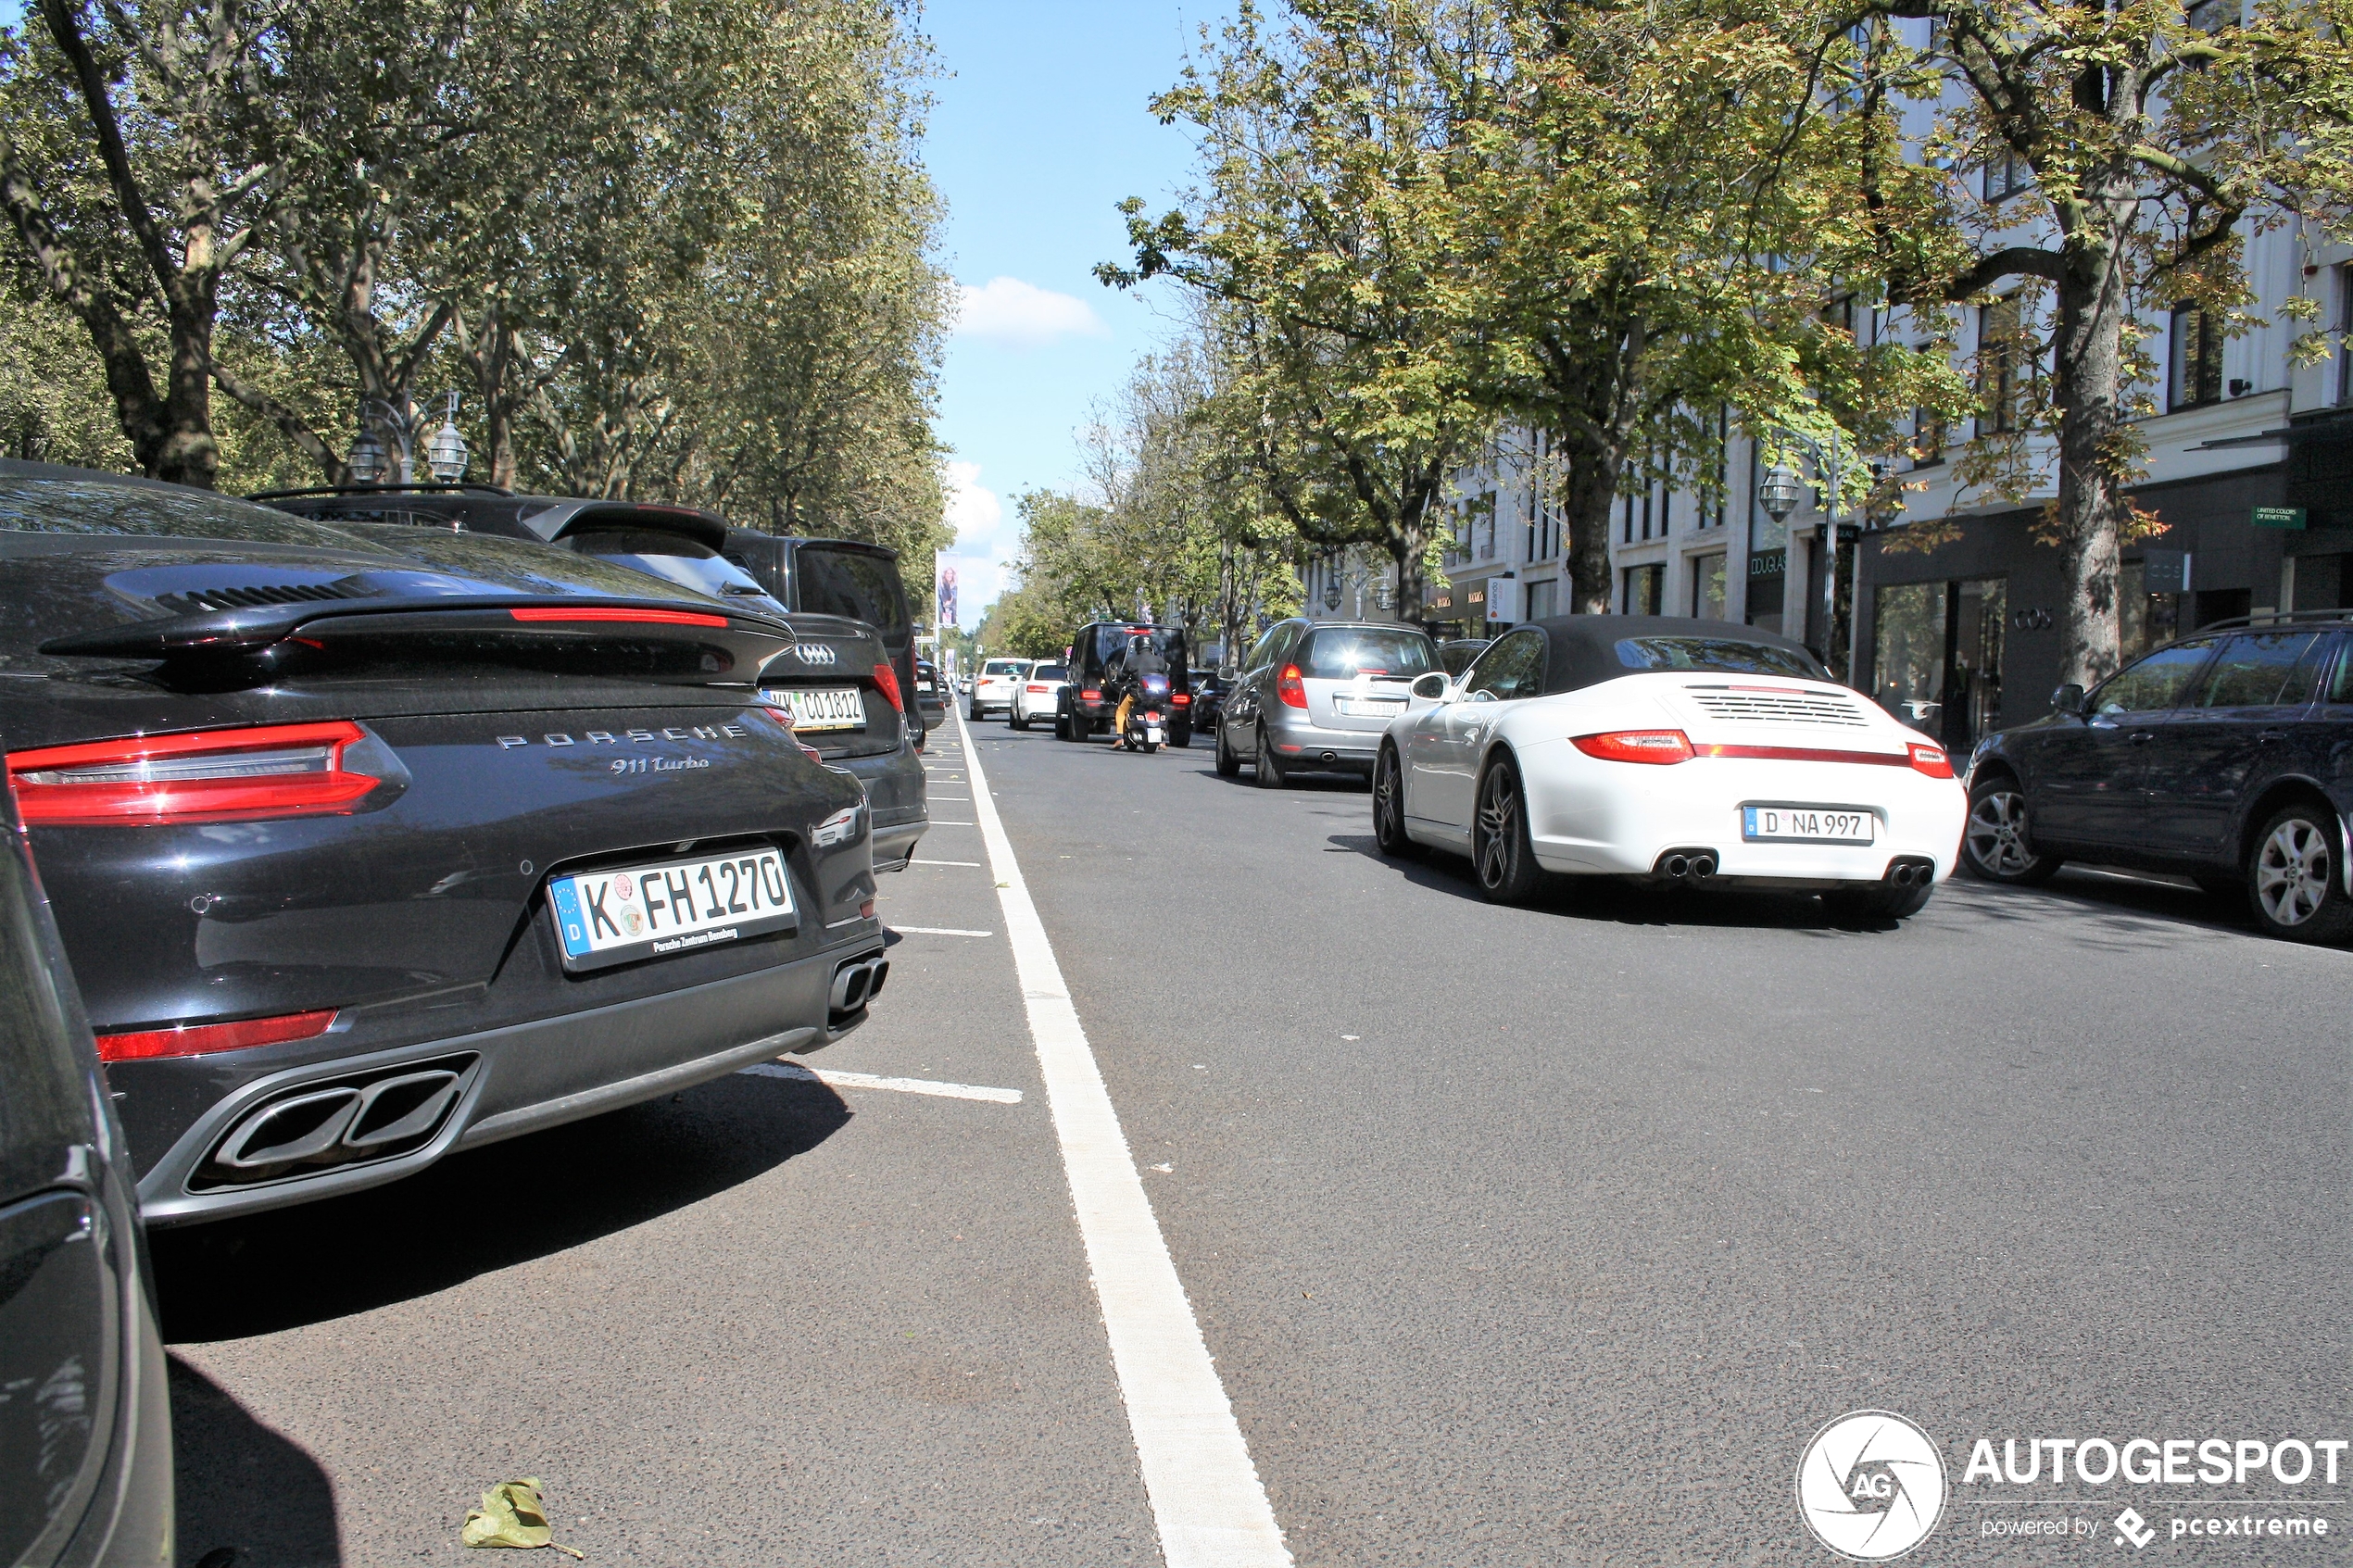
[1214,619,1442,786]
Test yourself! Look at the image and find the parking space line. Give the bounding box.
[741,1061,1022,1105]
[890,925,995,937]
[927,820,977,826]
[911,859,983,868]
[958,712,1294,1568]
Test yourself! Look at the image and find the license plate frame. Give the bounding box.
[1741,803,1879,846]
[771,685,866,733]
[547,847,797,972]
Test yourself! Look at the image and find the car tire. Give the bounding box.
[1214,721,1240,778]
[1960,774,2062,885]
[1825,880,1935,922]
[968,703,983,721]
[1255,723,1289,788]
[1170,722,1191,748]
[1010,709,1028,731]
[1373,744,1419,859]
[2246,802,2353,944]
[1472,754,1545,904]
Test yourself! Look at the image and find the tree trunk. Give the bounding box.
[1561,436,1623,614]
[2051,237,2129,690]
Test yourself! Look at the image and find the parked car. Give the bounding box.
[1960,612,2353,942]
[1440,637,1491,676]
[970,657,1031,720]
[1012,661,1069,730]
[1189,669,1229,735]
[10,462,887,1223]
[1058,622,1195,746]
[1216,620,1441,786]
[914,659,951,732]
[254,484,928,871]
[0,757,175,1568]
[1370,616,1965,914]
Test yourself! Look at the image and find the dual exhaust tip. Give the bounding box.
[200,1054,479,1186]
[830,954,889,1015]
[1887,859,1932,889]
[1655,848,1719,882]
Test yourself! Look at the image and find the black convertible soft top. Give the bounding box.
[1521,615,1829,696]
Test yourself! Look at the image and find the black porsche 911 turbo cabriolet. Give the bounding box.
[0,461,889,1224]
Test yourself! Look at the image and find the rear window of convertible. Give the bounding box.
[1300,627,1437,679]
[1614,636,1825,680]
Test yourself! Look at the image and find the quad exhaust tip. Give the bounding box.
[198,1054,478,1188]
[1655,848,1719,882]
[829,953,889,1015]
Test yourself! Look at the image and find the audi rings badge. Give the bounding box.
[790,643,839,666]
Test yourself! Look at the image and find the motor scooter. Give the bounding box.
[1121,673,1169,753]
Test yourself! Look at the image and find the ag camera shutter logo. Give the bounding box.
[1796,1411,1947,1561]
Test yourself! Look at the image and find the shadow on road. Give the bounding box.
[153,1070,850,1342]
[170,1355,344,1567]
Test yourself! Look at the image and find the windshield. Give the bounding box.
[1299,626,1438,680]
[1613,635,1827,681]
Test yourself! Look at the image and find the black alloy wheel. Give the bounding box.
[1373,745,1418,859]
[1255,723,1289,788]
[1471,755,1544,903]
[1214,719,1240,777]
[1960,774,2062,885]
[2246,802,2353,944]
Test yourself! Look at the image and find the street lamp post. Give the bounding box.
[1755,426,1847,675]
[346,391,469,485]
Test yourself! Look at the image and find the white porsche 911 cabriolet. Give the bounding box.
[1371,616,1968,919]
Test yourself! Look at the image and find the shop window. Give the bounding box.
[2120,559,2184,661]
[1871,578,2006,752]
[2171,305,2223,410]
[1691,554,1727,620]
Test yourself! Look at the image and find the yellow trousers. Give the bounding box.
[1113,693,1135,735]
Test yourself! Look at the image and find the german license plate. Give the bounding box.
[773,686,865,732]
[1335,696,1405,717]
[1743,805,1877,845]
[548,847,796,971]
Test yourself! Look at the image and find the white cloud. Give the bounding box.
[944,459,1004,550]
[955,276,1110,347]
[937,460,1013,631]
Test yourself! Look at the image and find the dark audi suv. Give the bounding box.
[1962,611,2353,942]
[3,463,888,1223]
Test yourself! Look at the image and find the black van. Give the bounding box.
[1056,621,1194,746]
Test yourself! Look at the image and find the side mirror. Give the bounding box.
[2051,683,2087,717]
[1411,671,1450,700]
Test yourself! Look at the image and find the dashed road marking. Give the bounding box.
[742,1061,1022,1105]
[958,712,1293,1568]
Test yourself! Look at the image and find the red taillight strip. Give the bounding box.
[7,721,377,826]
[1694,744,1909,767]
[509,607,730,628]
[98,1008,337,1062]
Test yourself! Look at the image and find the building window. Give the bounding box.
[1623,563,1664,616]
[1911,404,1946,467]
[1698,407,1730,529]
[1692,554,1727,620]
[1478,491,1498,559]
[1522,430,1558,562]
[1978,294,2025,434]
[2170,305,2222,410]
[2186,0,2232,31]
[1983,145,2031,203]
[1526,579,1556,620]
[2337,265,2353,405]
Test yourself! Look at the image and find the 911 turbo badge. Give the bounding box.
[495,723,753,747]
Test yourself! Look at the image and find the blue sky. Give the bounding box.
[921,2,1223,627]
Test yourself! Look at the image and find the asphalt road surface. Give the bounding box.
[157,714,2349,1567]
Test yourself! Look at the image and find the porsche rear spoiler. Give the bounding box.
[42,596,793,665]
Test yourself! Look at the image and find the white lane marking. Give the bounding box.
[741,1061,1022,1105]
[911,859,983,868]
[927,821,978,827]
[959,712,1292,1568]
[930,795,973,801]
[891,925,995,937]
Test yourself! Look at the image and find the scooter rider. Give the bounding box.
[1109,632,1169,740]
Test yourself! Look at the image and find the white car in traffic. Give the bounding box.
[1010,659,1068,730]
[969,657,1030,720]
[1373,617,1967,919]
